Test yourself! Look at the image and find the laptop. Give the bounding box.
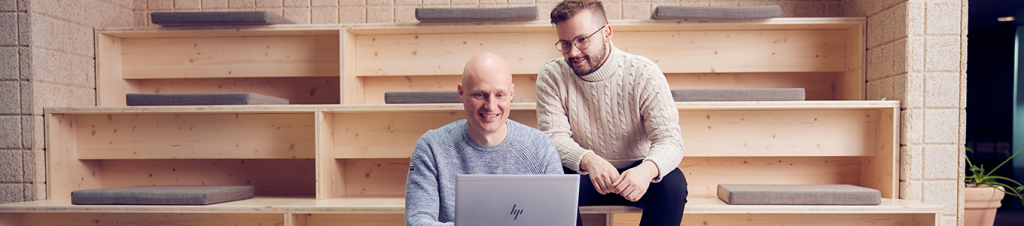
[455,174,579,226]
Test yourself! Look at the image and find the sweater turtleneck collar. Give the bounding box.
[575,44,622,82]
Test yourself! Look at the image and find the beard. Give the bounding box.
[570,42,609,76]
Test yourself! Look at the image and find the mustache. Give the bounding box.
[569,55,589,62]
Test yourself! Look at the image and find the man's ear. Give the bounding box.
[603,25,613,43]
[457,83,464,96]
[509,83,515,98]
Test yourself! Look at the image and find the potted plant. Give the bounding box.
[964,145,1024,226]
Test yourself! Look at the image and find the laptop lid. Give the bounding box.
[455,174,579,226]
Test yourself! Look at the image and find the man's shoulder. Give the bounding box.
[506,120,554,146]
[421,119,467,142]
[618,49,660,68]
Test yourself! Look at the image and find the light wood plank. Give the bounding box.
[100,159,316,196]
[331,110,537,159]
[616,29,847,73]
[862,107,899,198]
[288,213,310,226]
[361,74,539,104]
[343,30,363,104]
[136,77,341,105]
[680,109,878,157]
[664,72,838,100]
[342,159,410,197]
[47,114,102,199]
[19,213,284,226]
[352,29,846,77]
[306,214,404,226]
[96,34,140,107]
[680,157,861,197]
[615,213,925,226]
[316,112,345,200]
[121,35,339,79]
[99,26,341,38]
[840,23,866,100]
[342,18,865,36]
[353,32,559,76]
[0,213,21,226]
[76,113,315,159]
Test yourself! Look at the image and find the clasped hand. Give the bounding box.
[580,153,658,202]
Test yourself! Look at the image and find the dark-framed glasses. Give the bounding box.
[554,25,606,54]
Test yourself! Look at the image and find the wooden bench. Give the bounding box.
[0,18,945,226]
[0,196,941,226]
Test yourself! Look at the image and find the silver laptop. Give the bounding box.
[455,174,579,226]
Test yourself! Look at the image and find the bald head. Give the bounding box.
[462,52,512,85]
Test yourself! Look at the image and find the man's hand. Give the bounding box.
[612,161,659,202]
[580,152,620,195]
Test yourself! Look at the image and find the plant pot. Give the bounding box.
[964,185,1006,226]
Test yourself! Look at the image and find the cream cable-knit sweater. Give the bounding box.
[536,45,684,182]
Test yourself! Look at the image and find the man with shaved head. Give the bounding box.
[404,52,563,226]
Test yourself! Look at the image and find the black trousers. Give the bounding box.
[566,165,688,226]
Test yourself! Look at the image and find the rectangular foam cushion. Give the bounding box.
[672,88,805,101]
[151,11,294,26]
[72,185,254,205]
[718,184,881,205]
[127,93,290,106]
[653,6,781,19]
[416,6,537,22]
[385,91,523,104]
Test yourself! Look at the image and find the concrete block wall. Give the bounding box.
[0,0,970,225]
[844,0,967,226]
[0,0,134,203]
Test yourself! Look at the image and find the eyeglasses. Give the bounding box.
[554,25,606,54]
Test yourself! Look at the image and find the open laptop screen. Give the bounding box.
[455,174,579,226]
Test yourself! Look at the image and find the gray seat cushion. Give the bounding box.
[415,6,537,22]
[718,184,881,205]
[151,11,294,26]
[127,92,290,106]
[385,91,523,104]
[672,88,805,101]
[653,6,781,19]
[72,185,254,205]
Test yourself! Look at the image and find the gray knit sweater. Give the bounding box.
[536,45,685,181]
[404,119,563,226]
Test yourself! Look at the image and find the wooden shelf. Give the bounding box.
[0,17,944,226]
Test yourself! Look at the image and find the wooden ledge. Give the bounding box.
[2,197,939,215]
[0,197,312,213]
[44,101,901,115]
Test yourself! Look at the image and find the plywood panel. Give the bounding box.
[316,112,345,200]
[680,109,877,157]
[76,113,315,159]
[0,212,21,226]
[96,34,141,107]
[332,110,537,159]
[136,77,341,105]
[361,74,538,104]
[100,159,316,196]
[863,107,899,198]
[20,213,284,226]
[122,35,340,79]
[306,214,404,226]
[680,157,861,197]
[614,213,920,226]
[342,159,410,197]
[665,72,838,100]
[47,114,102,199]
[616,30,847,73]
[840,24,865,100]
[353,32,559,76]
